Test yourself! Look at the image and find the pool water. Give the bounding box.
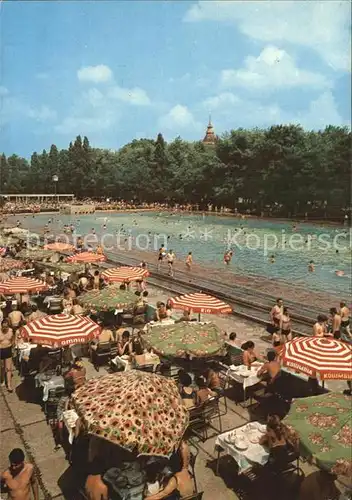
[31,212,351,296]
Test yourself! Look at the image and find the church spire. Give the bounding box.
[203,115,216,145]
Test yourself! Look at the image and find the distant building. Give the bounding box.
[202,117,216,145]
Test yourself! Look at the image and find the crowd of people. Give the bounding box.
[0,230,351,500]
[0,198,233,216]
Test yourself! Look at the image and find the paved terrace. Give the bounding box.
[1,286,348,500]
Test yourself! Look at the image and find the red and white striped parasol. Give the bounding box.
[44,242,75,252]
[21,314,101,347]
[168,292,232,315]
[0,276,48,295]
[66,252,106,263]
[102,266,150,283]
[281,337,352,380]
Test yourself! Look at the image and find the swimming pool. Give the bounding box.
[27,212,351,296]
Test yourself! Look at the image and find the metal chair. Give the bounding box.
[182,493,203,500]
[90,341,112,372]
[45,386,66,423]
[188,449,198,492]
[188,397,222,441]
[217,370,229,415]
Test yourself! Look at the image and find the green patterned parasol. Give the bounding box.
[283,392,352,477]
[80,285,136,312]
[144,321,224,358]
[17,248,54,261]
[43,262,85,274]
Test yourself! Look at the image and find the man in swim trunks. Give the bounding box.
[0,321,14,392]
[1,448,38,500]
[270,298,283,328]
[329,308,341,338]
[157,245,165,271]
[166,250,175,277]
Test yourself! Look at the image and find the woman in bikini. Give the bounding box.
[241,341,259,368]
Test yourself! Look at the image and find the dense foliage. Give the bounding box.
[0,125,350,217]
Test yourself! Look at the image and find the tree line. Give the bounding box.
[0,125,350,218]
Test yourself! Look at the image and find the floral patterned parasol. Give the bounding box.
[283,392,352,477]
[80,285,136,312]
[71,371,189,457]
[144,322,224,358]
[0,258,24,272]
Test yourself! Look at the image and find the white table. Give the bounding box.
[215,422,269,474]
[17,343,37,362]
[35,373,65,401]
[62,409,79,444]
[227,362,264,402]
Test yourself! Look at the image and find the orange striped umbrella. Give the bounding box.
[44,242,75,252]
[168,292,232,315]
[21,314,101,347]
[66,252,106,263]
[102,266,149,283]
[0,276,48,294]
[282,337,352,380]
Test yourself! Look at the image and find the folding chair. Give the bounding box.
[182,492,204,500]
[188,448,199,492]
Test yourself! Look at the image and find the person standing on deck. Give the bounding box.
[185,252,193,271]
[167,250,175,277]
[270,298,284,329]
[312,314,328,337]
[157,245,165,271]
[340,302,351,337]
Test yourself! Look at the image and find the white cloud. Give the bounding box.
[27,105,57,122]
[203,92,241,110]
[36,72,49,80]
[54,113,115,135]
[168,73,191,84]
[292,91,348,130]
[0,86,9,96]
[158,104,201,131]
[201,90,346,131]
[108,85,151,106]
[77,64,113,83]
[185,1,351,71]
[221,46,330,90]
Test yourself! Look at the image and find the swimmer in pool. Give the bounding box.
[335,270,344,276]
[270,255,275,263]
[308,261,315,272]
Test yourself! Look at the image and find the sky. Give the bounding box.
[0,0,351,158]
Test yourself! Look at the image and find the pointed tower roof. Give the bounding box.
[203,115,216,145]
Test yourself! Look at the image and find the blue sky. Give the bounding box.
[0,0,351,158]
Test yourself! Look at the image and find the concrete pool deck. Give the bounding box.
[0,285,349,500]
